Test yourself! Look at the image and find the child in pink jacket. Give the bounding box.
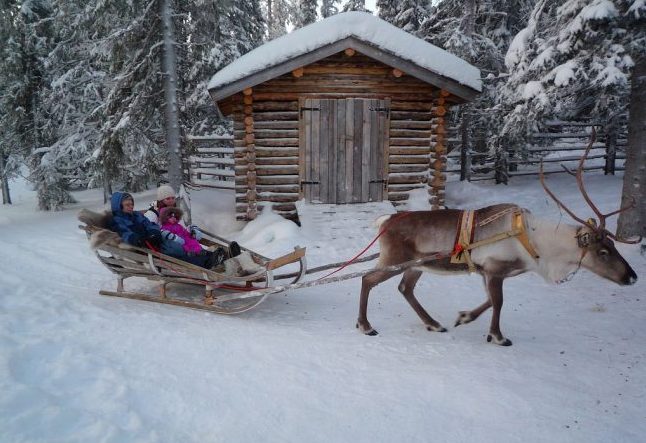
[159,207,241,267]
[159,207,204,254]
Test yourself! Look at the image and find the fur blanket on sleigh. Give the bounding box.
[77,208,124,250]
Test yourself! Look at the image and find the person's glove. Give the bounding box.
[189,225,202,240]
[162,230,185,245]
[144,231,163,248]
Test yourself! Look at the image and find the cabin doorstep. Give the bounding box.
[207,12,481,221]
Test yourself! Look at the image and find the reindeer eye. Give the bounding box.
[598,249,610,260]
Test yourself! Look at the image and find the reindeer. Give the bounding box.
[358,131,638,345]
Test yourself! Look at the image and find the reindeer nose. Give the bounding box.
[625,271,638,285]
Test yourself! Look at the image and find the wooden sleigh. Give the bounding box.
[79,220,307,314]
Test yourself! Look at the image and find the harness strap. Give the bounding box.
[451,210,477,272]
[451,208,540,273]
[512,210,539,259]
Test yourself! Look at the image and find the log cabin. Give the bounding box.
[207,12,481,221]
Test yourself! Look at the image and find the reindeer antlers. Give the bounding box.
[539,127,639,244]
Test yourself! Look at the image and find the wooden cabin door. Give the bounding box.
[300,98,389,204]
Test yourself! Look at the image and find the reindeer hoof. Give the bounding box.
[426,325,447,333]
[455,311,472,327]
[356,322,379,336]
[487,334,513,346]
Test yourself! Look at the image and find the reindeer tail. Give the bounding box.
[374,214,393,229]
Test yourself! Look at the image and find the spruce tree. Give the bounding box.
[264,0,293,39]
[342,0,369,13]
[376,0,398,23]
[321,0,340,18]
[294,0,318,27]
[0,0,22,203]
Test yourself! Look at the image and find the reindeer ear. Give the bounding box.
[586,218,598,228]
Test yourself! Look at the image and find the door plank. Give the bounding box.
[336,99,347,204]
[310,98,320,202]
[361,99,371,201]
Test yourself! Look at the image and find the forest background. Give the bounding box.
[0,0,643,236]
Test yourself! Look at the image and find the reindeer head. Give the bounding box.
[540,128,638,286]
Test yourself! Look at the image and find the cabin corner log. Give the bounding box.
[429,94,448,209]
[244,89,257,220]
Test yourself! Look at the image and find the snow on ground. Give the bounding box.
[1,172,645,443]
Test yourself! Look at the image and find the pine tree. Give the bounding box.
[264,0,293,39]
[497,0,641,160]
[391,0,429,34]
[321,0,340,18]
[376,0,398,23]
[0,0,22,204]
[179,0,264,137]
[32,0,112,203]
[417,0,534,182]
[16,0,77,210]
[342,0,369,13]
[294,0,317,27]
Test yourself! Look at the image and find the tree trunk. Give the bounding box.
[160,0,183,193]
[617,54,646,239]
[458,0,476,182]
[102,170,112,204]
[0,154,11,204]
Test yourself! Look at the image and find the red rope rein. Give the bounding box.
[315,211,413,281]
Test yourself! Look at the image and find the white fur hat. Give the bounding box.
[157,184,176,201]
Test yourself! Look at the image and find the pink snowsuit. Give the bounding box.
[160,220,203,254]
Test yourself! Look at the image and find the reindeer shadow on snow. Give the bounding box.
[358,131,639,346]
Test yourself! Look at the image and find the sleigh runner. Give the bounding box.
[79,215,307,314]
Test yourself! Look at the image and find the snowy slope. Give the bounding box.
[0,173,644,443]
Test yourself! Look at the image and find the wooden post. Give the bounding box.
[494,150,507,184]
[244,88,258,220]
[204,286,214,305]
[159,282,167,298]
[117,276,124,292]
[429,92,449,209]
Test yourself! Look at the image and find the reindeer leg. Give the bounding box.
[357,269,399,336]
[454,300,491,327]
[483,275,512,346]
[398,269,446,332]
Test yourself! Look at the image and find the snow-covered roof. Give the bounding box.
[208,12,482,102]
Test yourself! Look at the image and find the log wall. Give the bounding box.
[224,52,459,220]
